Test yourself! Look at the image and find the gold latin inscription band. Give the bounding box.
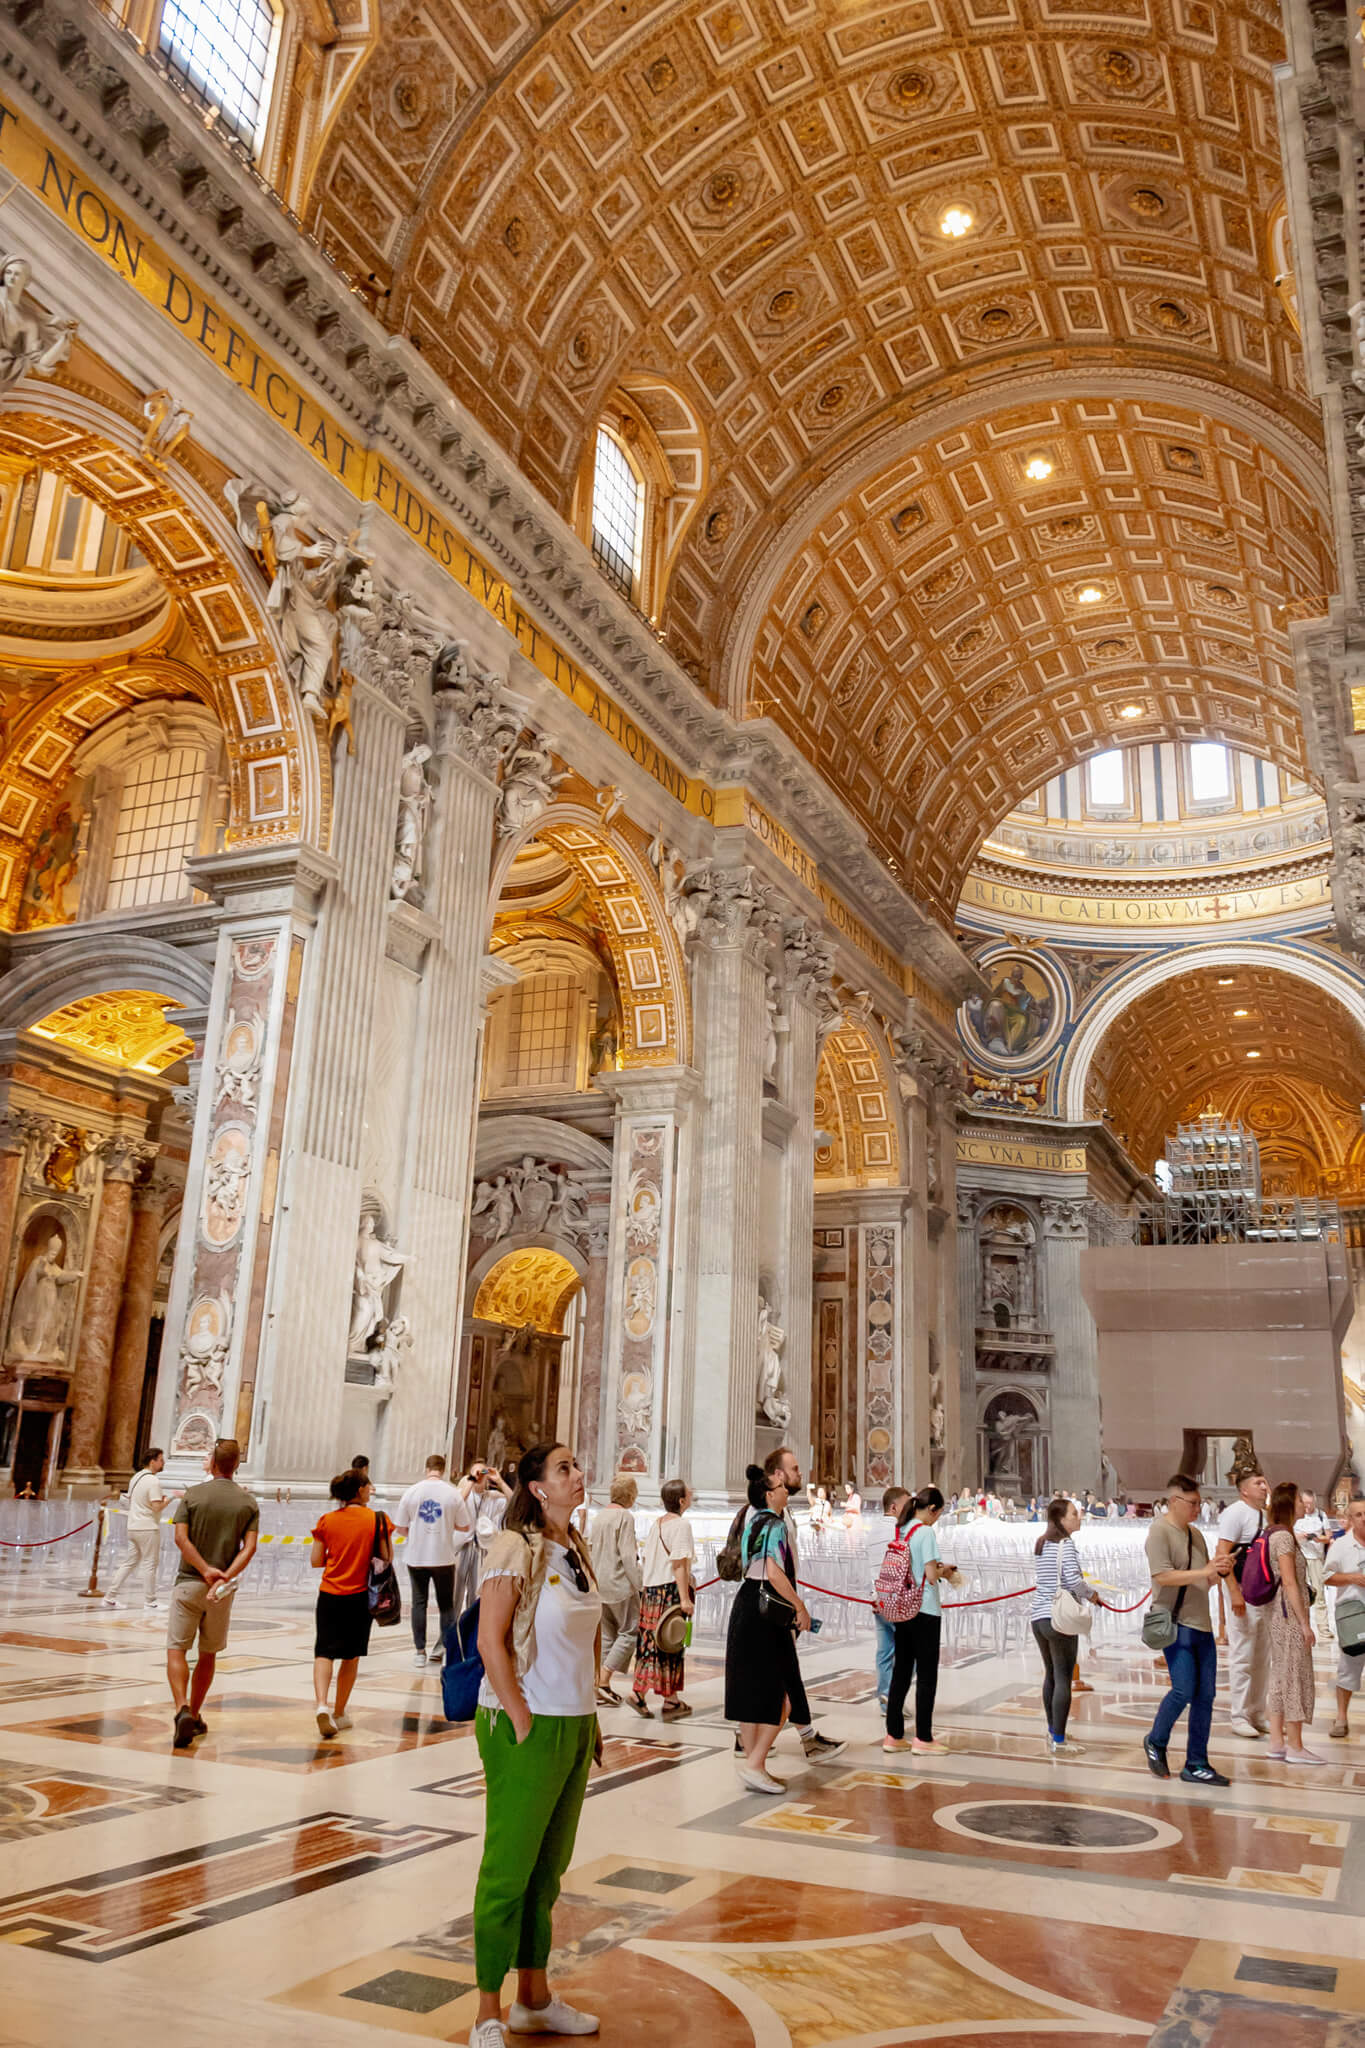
[957,1136,1087,1173]
[959,869,1331,931]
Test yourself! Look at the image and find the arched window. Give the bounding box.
[1086,749,1125,808]
[589,428,645,600]
[74,705,224,918]
[157,0,278,149]
[482,939,605,1101]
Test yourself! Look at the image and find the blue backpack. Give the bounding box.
[440,1600,483,1722]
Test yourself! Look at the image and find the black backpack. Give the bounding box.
[715,1503,749,1582]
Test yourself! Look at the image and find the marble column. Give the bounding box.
[65,1139,152,1481]
[101,1174,173,1483]
[1042,1196,1101,1492]
[955,1188,981,1481]
[775,977,820,1471]
[575,1199,610,1486]
[934,1093,965,1493]
[687,872,776,1497]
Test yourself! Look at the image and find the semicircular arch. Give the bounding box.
[0,934,214,1032]
[0,396,318,847]
[1060,942,1365,1123]
[488,798,690,1068]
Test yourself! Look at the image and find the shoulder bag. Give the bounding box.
[715,1503,750,1583]
[1051,1544,1093,1636]
[367,1511,403,1626]
[440,1599,484,1720]
[1141,1528,1190,1651]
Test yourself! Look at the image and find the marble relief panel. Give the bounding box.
[170,935,276,1456]
[614,1119,667,1473]
[858,1222,896,1490]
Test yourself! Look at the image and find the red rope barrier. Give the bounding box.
[694,1572,1152,1615]
[0,1519,94,1549]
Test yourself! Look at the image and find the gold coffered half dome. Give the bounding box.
[29,990,195,1075]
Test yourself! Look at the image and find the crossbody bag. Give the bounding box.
[1141,1528,1190,1651]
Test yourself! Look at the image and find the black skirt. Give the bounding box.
[724,1578,803,1724]
[315,1588,373,1661]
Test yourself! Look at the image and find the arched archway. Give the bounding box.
[0,936,213,1033]
[0,399,318,847]
[814,1020,902,1188]
[487,796,691,1068]
[1060,942,1365,1124]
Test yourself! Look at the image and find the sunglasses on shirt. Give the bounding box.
[560,1547,590,1595]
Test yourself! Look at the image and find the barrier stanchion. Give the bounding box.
[76,1502,107,1599]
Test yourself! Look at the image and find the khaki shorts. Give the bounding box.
[168,1577,234,1655]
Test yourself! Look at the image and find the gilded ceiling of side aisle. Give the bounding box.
[304,0,1325,922]
[1088,964,1365,1181]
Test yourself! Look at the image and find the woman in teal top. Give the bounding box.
[724,1462,811,1794]
[884,1486,952,1754]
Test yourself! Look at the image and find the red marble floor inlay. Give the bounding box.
[10,1693,469,1772]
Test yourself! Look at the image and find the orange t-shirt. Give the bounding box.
[311,1504,378,1595]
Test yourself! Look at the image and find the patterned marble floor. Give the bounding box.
[3,1559,1365,2045]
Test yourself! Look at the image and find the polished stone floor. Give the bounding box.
[2,1557,1364,2045]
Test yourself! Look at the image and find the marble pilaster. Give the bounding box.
[575,1198,611,1486]
[595,1066,700,1489]
[776,985,819,1468]
[1042,1196,1102,1493]
[101,1175,174,1484]
[687,874,775,1497]
[64,1139,150,1481]
[0,1114,28,1276]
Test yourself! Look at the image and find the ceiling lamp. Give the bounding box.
[939,206,973,238]
[1233,1008,1249,1018]
[1023,454,1053,481]
[1076,585,1104,605]
[1217,977,1234,986]
[1246,1050,1261,1059]
[1118,703,1143,719]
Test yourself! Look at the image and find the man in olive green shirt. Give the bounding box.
[1143,1473,1233,1787]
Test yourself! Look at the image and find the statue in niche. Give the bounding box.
[6,1232,83,1363]
[757,1296,791,1429]
[349,1214,411,1356]
[391,741,434,905]
[0,257,77,394]
[486,1411,508,1473]
[373,1314,412,1396]
[987,1409,1029,1481]
[929,1368,945,1452]
[763,972,780,1082]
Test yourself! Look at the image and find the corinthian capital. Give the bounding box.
[102,1135,160,1185]
[344,584,453,718]
[432,643,523,778]
[1041,1196,1089,1240]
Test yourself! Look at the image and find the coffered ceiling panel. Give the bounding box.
[305,0,1326,927]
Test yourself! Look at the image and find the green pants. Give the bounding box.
[473,1707,595,1993]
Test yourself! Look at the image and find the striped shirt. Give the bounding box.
[1032,1535,1086,1621]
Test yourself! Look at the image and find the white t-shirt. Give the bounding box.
[479,1541,601,1716]
[1325,1531,1365,1585]
[1294,1510,1330,1560]
[397,1477,474,1568]
[641,1513,696,1589]
[126,1467,167,1534]
[1216,1498,1264,1550]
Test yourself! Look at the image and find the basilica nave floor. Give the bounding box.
[0,1569,1361,2048]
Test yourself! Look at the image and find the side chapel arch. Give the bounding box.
[0,398,319,851]
[487,798,691,1068]
[815,1016,903,1188]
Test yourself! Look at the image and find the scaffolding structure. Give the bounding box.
[1128,1114,1338,1243]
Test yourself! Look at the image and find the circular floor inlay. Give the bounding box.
[934,1799,1181,1854]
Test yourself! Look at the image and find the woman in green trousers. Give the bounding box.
[470,1441,602,2048]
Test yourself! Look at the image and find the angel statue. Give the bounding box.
[225,481,372,716]
[756,1295,791,1429]
[0,257,77,395]
[470,1174,517,1243]
[348,1214,410,1355]
[497,737,564,836]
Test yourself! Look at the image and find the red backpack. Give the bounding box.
[875,1531,925,1622]
[1239,1528,1277,1607]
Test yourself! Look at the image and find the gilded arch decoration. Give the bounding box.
[488,794,691,1068]
[815,1018,902,1189]
[0,404,314,850]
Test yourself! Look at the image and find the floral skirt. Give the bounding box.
[634,1581,685,1699]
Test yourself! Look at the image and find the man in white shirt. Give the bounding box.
[1326,1497,1365,1737]
[394,1454,475,1669]
[1214,1461,1271,1739]
[104,1448,169,1609]
[1294,1490,1333,1637]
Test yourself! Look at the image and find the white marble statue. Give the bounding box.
[547,1167,588,1238]
[373,1314,412,1395]
[6,1234,83,1362]
[391,741,433,904]
[0,257,77,394]
[987,1410,1028,1480]
[756,1295,791,1429]
[349,1214,410,1354]
[763,972,780,1081]
[471,1174,517,1242]
[496,738,564,836]
[225,481,371,716]
[486,1411,508,1472]
[139,387,194,469]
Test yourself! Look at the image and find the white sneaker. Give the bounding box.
[508,1998,599,2035]
[1286,1747,1327,1766]
[469,2022,507,2048]
[143,1601,161,1612]
[736,1762,785,1795]
[412,1650,429,1669]
[334,1713,352,1731]
[102,1597,119,1609]
[316,1708,337,1738]
[1229,1717,1261,1740]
